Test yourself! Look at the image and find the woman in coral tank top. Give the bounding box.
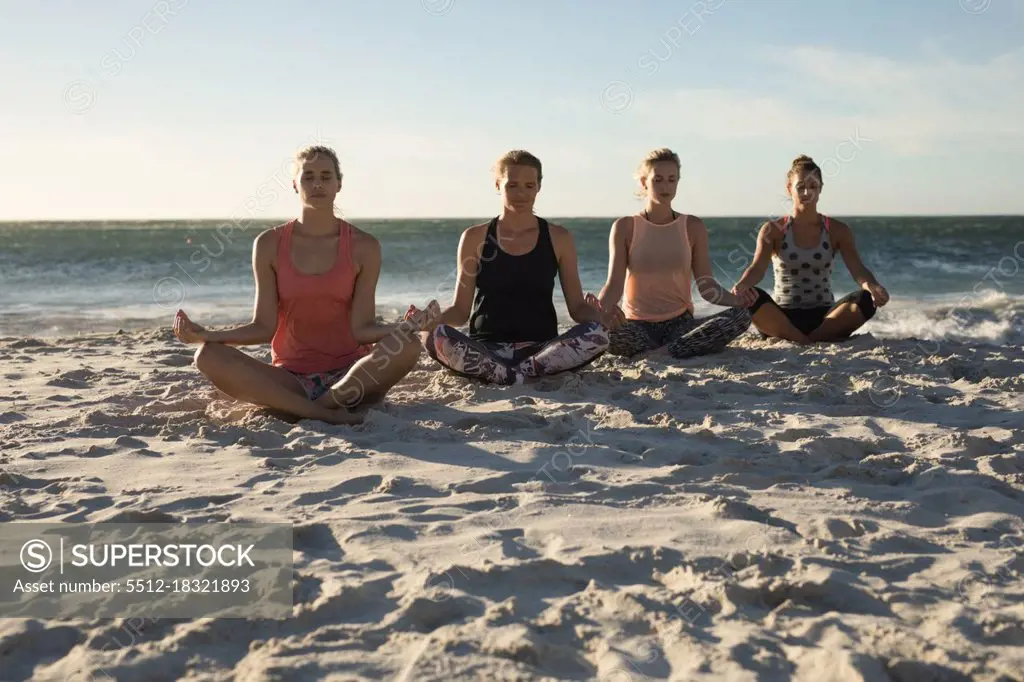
[593,148,755,360]
[172,145,432,424]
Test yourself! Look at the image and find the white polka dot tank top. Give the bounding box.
[771,215,835,309]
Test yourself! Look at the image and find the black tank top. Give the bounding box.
[468,217,559,343]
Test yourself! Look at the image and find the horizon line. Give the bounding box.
[2,212,1022,224]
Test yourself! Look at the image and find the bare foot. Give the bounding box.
[322,408,365,426]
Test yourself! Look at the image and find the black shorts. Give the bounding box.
[751,288,876,336]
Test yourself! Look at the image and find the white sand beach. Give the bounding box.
[1,327,1022,681]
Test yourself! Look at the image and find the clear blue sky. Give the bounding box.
[2,0,1022,220]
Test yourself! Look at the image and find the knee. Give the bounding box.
[856,290,877,320]
[581,321,611,349]
[402,332,425,362]
[423,324,451,357]
[728,306,752,325]
[381,329,423,364]
[193,342,222,375]
[728,306,753,334]
[427,324,453,341]
[750,288,773,315]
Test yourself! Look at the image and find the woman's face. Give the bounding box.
[642,161,679,203]
[294,155,341,209]
[789,171,822,210]
[497,164,540,213]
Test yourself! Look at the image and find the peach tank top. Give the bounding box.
[270,219,369,373]
[621,213,694,322]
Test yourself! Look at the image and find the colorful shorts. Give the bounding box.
[286,365,354,402]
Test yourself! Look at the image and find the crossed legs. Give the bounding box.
[424,322,610,385]
[608,307,751,359]
[749,288,877,343]
[193,328,422,424]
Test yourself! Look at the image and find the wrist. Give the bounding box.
[390,321,417,339]
[722,293,742,307]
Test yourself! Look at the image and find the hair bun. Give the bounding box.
[791,154,815,166]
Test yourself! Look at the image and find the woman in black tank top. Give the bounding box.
[468,215,559,343]
[409,150,615,385]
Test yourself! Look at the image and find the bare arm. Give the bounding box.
[551,224,603,324]
[689,219,746,307]
[350,231,407,343]
[597,217,631,311]
[436,225,486,328]
[201,230,278,345]
[734,221,778,290]
[833,221,878,287]
[833,220,889,305]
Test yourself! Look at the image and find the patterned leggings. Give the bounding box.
[608,307,751,359]
[425,322,610,385]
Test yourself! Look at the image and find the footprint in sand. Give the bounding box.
[978,454,1024,477]
[345,524,418,543]
[157,493,243,513]
[797,516,879,541]
[635,445,710,467]
[45,368,96,389]
[155,354,195,367]
[452,471,542,495]
[83,445,116,457]
[798,436,883,461]
[7,339,49,349]
[291,475,387,506]
[113,435,149,449]
[769,427,827,442]
[100,509,180,523]
[725,566,892,617]
[707,496,771,523]
[293,522,345,560]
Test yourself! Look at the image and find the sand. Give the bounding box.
[1,327,1022,681]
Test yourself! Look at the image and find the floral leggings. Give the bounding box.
[608,307,751,359]
[425,322,610,385]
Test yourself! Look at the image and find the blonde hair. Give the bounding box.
[635,147,681,197]
[788,154,823,186]
[493,149,543,183]
[293,145,342,179]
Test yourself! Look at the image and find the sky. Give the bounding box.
[1,0,1022,221]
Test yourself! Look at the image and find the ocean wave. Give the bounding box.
[907,257,994,275]
[5,289,1023,347]
[869,292,1024,346]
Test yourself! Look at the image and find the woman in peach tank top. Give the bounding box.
[171,145,434,424]
[592,148,754,359]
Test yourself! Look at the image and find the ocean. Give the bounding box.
[2,217,1022,345]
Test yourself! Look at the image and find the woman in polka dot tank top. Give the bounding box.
[732,155,890,343]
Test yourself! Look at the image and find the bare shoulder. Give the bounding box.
[683,214,709,247]
[454,223,490,267]
[827,218,853,246]
[254,225,280,248]
[349,224,381,265]
[547,223,578,260]
[828,217,853,234]
[253,225,281,266]
[683,214,708,232]
[547,221,572,242]
[462,222,490,242]
[350,223,380,248]
[610,215,635,237]
[762,218,787,238]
